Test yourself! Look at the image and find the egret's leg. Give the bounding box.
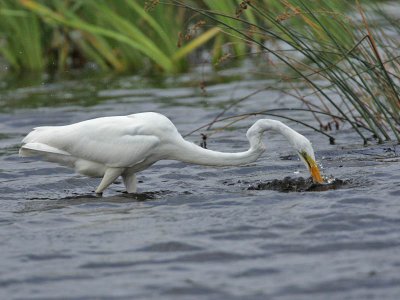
[95,167,124,194]
[122,173,137,193]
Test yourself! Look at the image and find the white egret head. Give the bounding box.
[293,135,324,184]
[248,119,325,184]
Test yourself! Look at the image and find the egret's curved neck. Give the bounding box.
[173,139,264,166]
[246,119,302,150]
[169,119,302,167]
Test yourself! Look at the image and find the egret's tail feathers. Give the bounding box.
[22,126,57,144]
[19,142,70,157]
[20,142,76,168]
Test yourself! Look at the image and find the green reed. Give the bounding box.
[0,1,44,71]
[1,0,398,144]
[176,0,399,144]
[1,0,223,73]
[0,0,353,74]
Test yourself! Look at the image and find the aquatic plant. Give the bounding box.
[0,0,354,74]
[0,0,44,72]
[177,0,400,144]
[1,0,398,143]
[0,0,222,73]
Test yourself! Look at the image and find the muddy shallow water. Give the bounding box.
[1,72,400,300]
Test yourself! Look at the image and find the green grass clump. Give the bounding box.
[0,0,360,74]
[0,0,222,73]
[0,1,44,71]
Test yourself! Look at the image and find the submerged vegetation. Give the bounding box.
[0,0,398,143]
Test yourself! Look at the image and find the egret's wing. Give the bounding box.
[66,134,160,167]
[21,116,161,168]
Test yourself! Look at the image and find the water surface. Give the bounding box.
[1,72,400,300]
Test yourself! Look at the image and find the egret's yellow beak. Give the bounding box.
[301,152,324,184]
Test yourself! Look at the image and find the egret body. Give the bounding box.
[19,112,324,194]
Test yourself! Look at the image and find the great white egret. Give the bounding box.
[19,112,324,194]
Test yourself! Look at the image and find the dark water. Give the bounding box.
[1,72,400,300]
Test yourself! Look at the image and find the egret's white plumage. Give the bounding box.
[19,112,323,194]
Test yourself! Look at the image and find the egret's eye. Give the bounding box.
[299,150,311,168]
[299,150,324,184]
